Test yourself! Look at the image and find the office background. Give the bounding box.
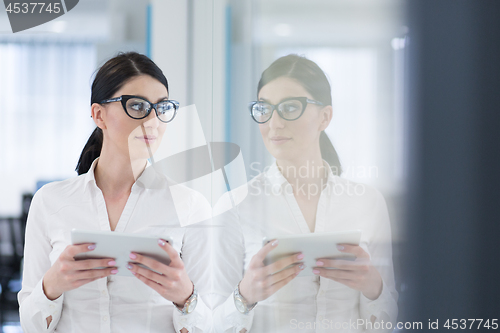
[0,0,405,330]
[1,0,499,332]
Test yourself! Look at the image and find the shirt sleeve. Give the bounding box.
[172,190,214,332]
[358,190,399,331]
[18,187,64,332]
[212,208,254,333]
[172,296,211,333]
[359,280,397,327]
[214,292,255,333]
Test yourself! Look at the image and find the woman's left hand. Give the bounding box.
[313,244,383,300]
[127,239,193,305]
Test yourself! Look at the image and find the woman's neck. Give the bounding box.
[277,155,328,196]
[94,148,146,196]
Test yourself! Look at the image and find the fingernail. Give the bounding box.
[297,253,304,260]
[316,261,324,266]
[108,260,116,266]
[158,239,166,246]
[271,240,279,246]
[337,245,344,251]
[127,264,133,270]
[131,271,136,275]
[129,253,137,259]
[88,244,96,250]
[299,264,306,270]
[111,269,118,275]
[313,269,320,275]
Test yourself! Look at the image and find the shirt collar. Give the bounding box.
[265,159,337,187]
[265,161,288,187]
[82,157,99,194]
[135,161,169,189]
[324,160,338,185]
[82,158,154,193]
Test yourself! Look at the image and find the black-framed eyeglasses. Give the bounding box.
[100,95,180,123]
[249,97,324,124]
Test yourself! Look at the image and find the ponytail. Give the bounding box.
[75,52,169,175]
[258,55,342,176]
[320,131,342,176]
[76,127,103,175]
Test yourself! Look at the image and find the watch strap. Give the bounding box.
[234,282,257,314]
[173,283,197,315]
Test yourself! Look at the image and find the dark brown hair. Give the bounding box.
[257,54,342,175]
[76,52,169,175]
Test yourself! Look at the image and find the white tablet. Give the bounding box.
[71,229,173,277]
[262,230,362,277]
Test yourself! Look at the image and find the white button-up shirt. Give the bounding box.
[213,161,398,332]
[18,158,213,333]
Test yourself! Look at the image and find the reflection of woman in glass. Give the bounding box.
[215,54,397,332]
[18,52,211,333]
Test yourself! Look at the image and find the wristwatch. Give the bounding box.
[173,283,198,315]
[233,283,257,314]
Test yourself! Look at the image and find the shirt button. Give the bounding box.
[49,304,55,309]
[102,315,108,322]
[319,316,323,321]
[101,290,106,296]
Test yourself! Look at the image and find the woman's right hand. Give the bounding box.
[238,240,305,304]
[42,243,117,300]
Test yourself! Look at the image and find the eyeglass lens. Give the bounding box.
[126,97,176,122]
[252,99,303,123]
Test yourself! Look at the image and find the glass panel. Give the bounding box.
[216,0,407,331]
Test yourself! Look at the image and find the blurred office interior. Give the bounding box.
[1,0,499,332]
[0,0,405,330]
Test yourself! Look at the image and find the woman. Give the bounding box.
[214,54,398,332]
[18,52,211,333]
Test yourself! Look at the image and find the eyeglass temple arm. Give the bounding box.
[307,98,324,106]
[101,96,122,104]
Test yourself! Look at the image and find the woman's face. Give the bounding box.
[257,76,332,163]
[95,75,169,162]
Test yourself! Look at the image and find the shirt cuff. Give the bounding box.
[172,296,211,333]
[33,278,64,329]
[359,279,397,326]
[215,292,254,332]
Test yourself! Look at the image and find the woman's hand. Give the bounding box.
[239,240,305,304]
[43,243,118,300]
[127,239,193,305]
[313,244,383,300]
